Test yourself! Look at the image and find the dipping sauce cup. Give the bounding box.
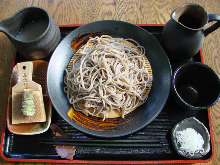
[172,62,220,110]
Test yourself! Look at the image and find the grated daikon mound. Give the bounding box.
[176,128,204,156]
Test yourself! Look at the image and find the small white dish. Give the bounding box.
[171,117,210,159]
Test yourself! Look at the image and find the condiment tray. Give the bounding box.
[7,60,52,135]
[0,25,214,164]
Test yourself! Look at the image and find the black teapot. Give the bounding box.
[0,7,61,60]
[162,3,220,62]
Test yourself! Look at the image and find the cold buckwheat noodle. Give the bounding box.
[64,35,153,120]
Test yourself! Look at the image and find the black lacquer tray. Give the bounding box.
[0,25,214,164]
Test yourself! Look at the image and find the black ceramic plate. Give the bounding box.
[47,20,172,138]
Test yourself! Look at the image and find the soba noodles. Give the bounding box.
[64,35,152,120]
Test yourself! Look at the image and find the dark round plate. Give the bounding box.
[47,20,172,138]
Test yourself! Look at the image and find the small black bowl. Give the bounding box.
[172,62,220,110]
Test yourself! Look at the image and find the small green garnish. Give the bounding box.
[21,89,35,116]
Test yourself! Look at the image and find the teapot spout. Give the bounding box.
[0,9,26,39]
[0,17,20,39]
[0,19,9,34]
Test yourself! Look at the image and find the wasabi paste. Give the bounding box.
[21,89,35,116]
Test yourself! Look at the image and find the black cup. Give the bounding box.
[172,62,220,110]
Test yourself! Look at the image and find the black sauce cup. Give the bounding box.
[172,62,220,110]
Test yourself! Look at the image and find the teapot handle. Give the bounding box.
[204,14,220,36]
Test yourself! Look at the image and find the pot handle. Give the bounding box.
[204,14,220,36]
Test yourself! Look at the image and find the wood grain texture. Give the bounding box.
[0,0,219,164]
